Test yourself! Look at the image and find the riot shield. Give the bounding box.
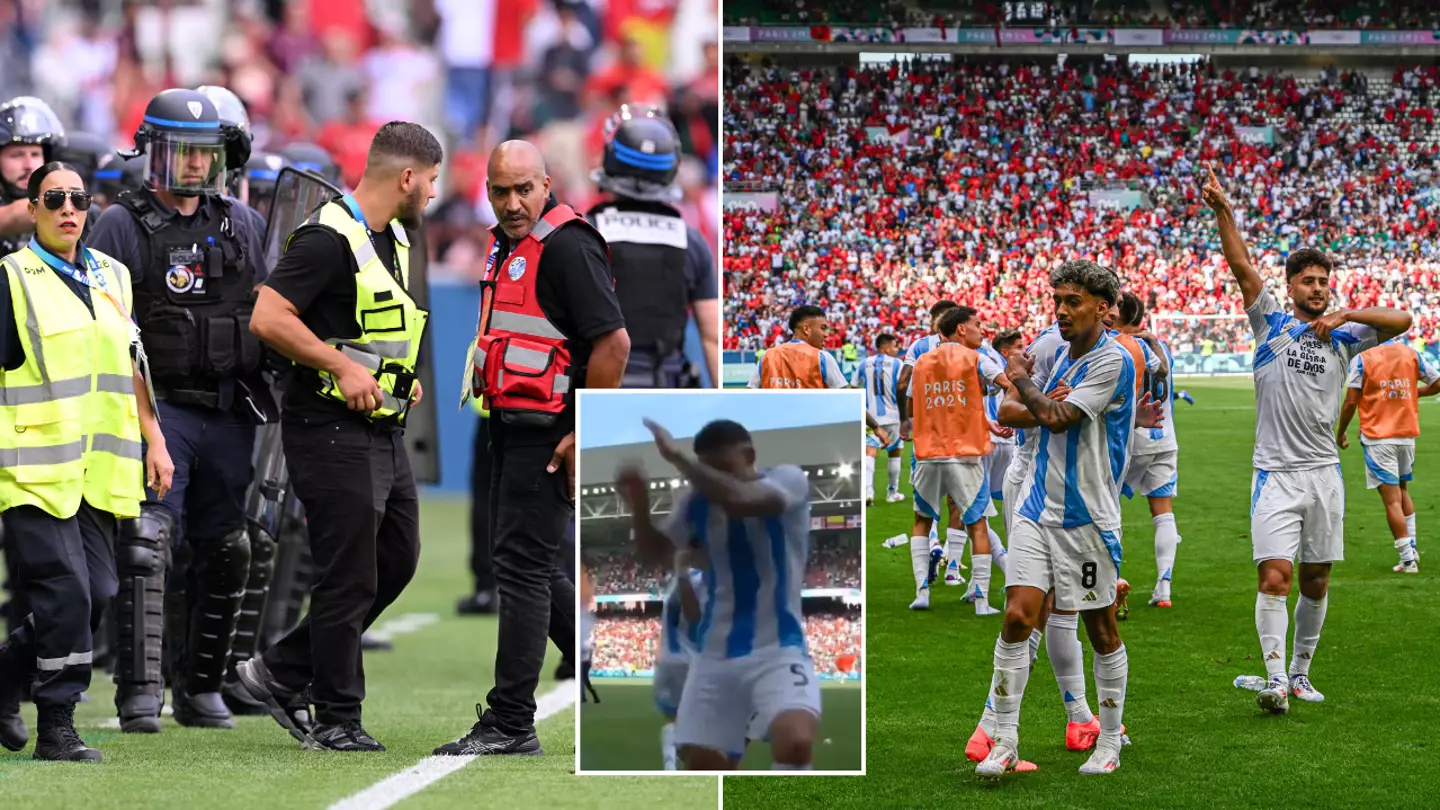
[262,166,343,273]
[403,222,440,485]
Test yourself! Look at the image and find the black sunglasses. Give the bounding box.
[39,190,93,212]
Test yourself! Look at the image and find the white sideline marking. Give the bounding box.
[327,683,577,810]
[94,613,440,730]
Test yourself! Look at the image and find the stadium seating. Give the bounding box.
[591,613,861,676]
[723,59,1440,355]
[586,545,861,594]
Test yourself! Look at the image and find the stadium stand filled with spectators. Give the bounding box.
[591,613,861,676]
[723,58,1440,357]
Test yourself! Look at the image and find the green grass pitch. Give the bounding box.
[723,378,1440,808]
[0,498,718,809]
[578,678,862,771]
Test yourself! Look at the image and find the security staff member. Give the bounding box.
[434,140,628,757]
[237,121,440,751]
[589,105,718,388]
[0,162,174,761]
[0,98,69,640]
[88,88,271,733]
[457,396,498,616]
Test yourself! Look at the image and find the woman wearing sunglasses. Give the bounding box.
[0,161,172,761]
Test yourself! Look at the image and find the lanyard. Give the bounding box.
[339,195,403,283]
[28,237,137,329]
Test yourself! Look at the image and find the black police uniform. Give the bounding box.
[86,88,273,733]
[587,109,717,388]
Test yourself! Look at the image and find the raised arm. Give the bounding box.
[617,465,677,566]
[644,419,794,518]
[1201,163,1263,309]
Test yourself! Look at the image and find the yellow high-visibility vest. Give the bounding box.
[0,245,144,518]
[290,198,429,422]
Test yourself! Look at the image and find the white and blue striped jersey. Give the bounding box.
[853,353,904,426]
[1012,323,1068,469]
[661,466,811,660]
[903,334,941,367]
[658,569,706,663]
[1132,339,1177,454]
[978,342,1013,446]
[1017,332,1137,532]
[1248,290,1378,471]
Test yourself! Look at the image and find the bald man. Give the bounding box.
[436,139,628,757]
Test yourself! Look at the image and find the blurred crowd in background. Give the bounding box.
[584,533,860,594]
[590,612,860,676]
[721,0,1440,29]
[0,0,719,279]
[723,58,1440,357]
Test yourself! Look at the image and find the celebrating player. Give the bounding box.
[976,260,1159,779]
[1203,163,1410,714]
[1335,339,1440,573]
[749,305,849,389]
[1113,293,1183,608]
[854,334,906,506]
[906,307,1007,615]
[618,418,819,771]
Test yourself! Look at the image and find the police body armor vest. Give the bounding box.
[0,245,145,519]
[289,196,428,422]
[470,204,608,427]
[0,187,27,257]
[117,189,263,405]
[587,200,688,358]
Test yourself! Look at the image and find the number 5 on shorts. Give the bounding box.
[790,663,809,687]
[1081,561,1097,589]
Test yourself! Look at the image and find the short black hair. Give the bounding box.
[992,330,1023,353]
[1051,260,1121,305]
[366,121,444,173]
[789,305,826,333]
[930,300,959,319]
[937,305,977,338]
[1285,247,1333,281]
[26,161,82,201]
[875,333,897,350]
[1118,291,1145,327]
[693,419,753,455]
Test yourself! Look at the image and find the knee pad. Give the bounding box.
[117,507,173,576]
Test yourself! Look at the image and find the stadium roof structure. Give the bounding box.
[579,422,858,485]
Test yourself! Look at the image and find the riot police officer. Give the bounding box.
[198,86,268,250]
[278,141,344,190]
[588,105,719,388]
[0,97,65,258]
[243,150,285,222]
[87,88,272,733]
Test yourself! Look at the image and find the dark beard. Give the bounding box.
[397,188,424,229]
[1294,298,1328,318]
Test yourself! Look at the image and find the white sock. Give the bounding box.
[1028,628,1043,668]
[970,554,992,605]
[1093,645,1128,747]
[978,672,999,737]
[1153,513,1179,596]
[1290,594,1327,676]
[773,762,812,770]
[987,526,1008,574]
[910,536,930,589]
[1396,536,1418,564]
[661,722,678,770]
[991,636,1032,743]
[1255,593,1288,679]
[1045,612,1093,723]
[1406,512,1416,543]
[864,456,876,499]
[888,456,902,492]
[945,528,967,569]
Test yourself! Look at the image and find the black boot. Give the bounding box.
[456,590,497,616]
[554,658,574,681]
[33,704,101,761]
[172,684,236,729]
[0,643,27,751]
[221,677,268,716]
